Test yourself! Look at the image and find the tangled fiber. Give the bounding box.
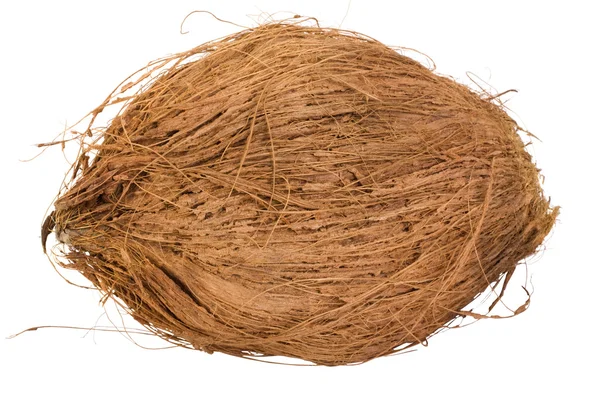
[43,21,558,365]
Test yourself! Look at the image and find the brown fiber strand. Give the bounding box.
[43,21,558,366]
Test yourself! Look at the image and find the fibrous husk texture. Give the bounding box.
[46,22,558,365]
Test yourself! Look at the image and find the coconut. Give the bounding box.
[43,22,557,365]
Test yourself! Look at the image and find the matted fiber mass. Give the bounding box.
[45,22,557,365]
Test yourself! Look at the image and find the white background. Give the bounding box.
[1,1,597,399]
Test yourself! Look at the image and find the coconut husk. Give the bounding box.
[43,21,558,365]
